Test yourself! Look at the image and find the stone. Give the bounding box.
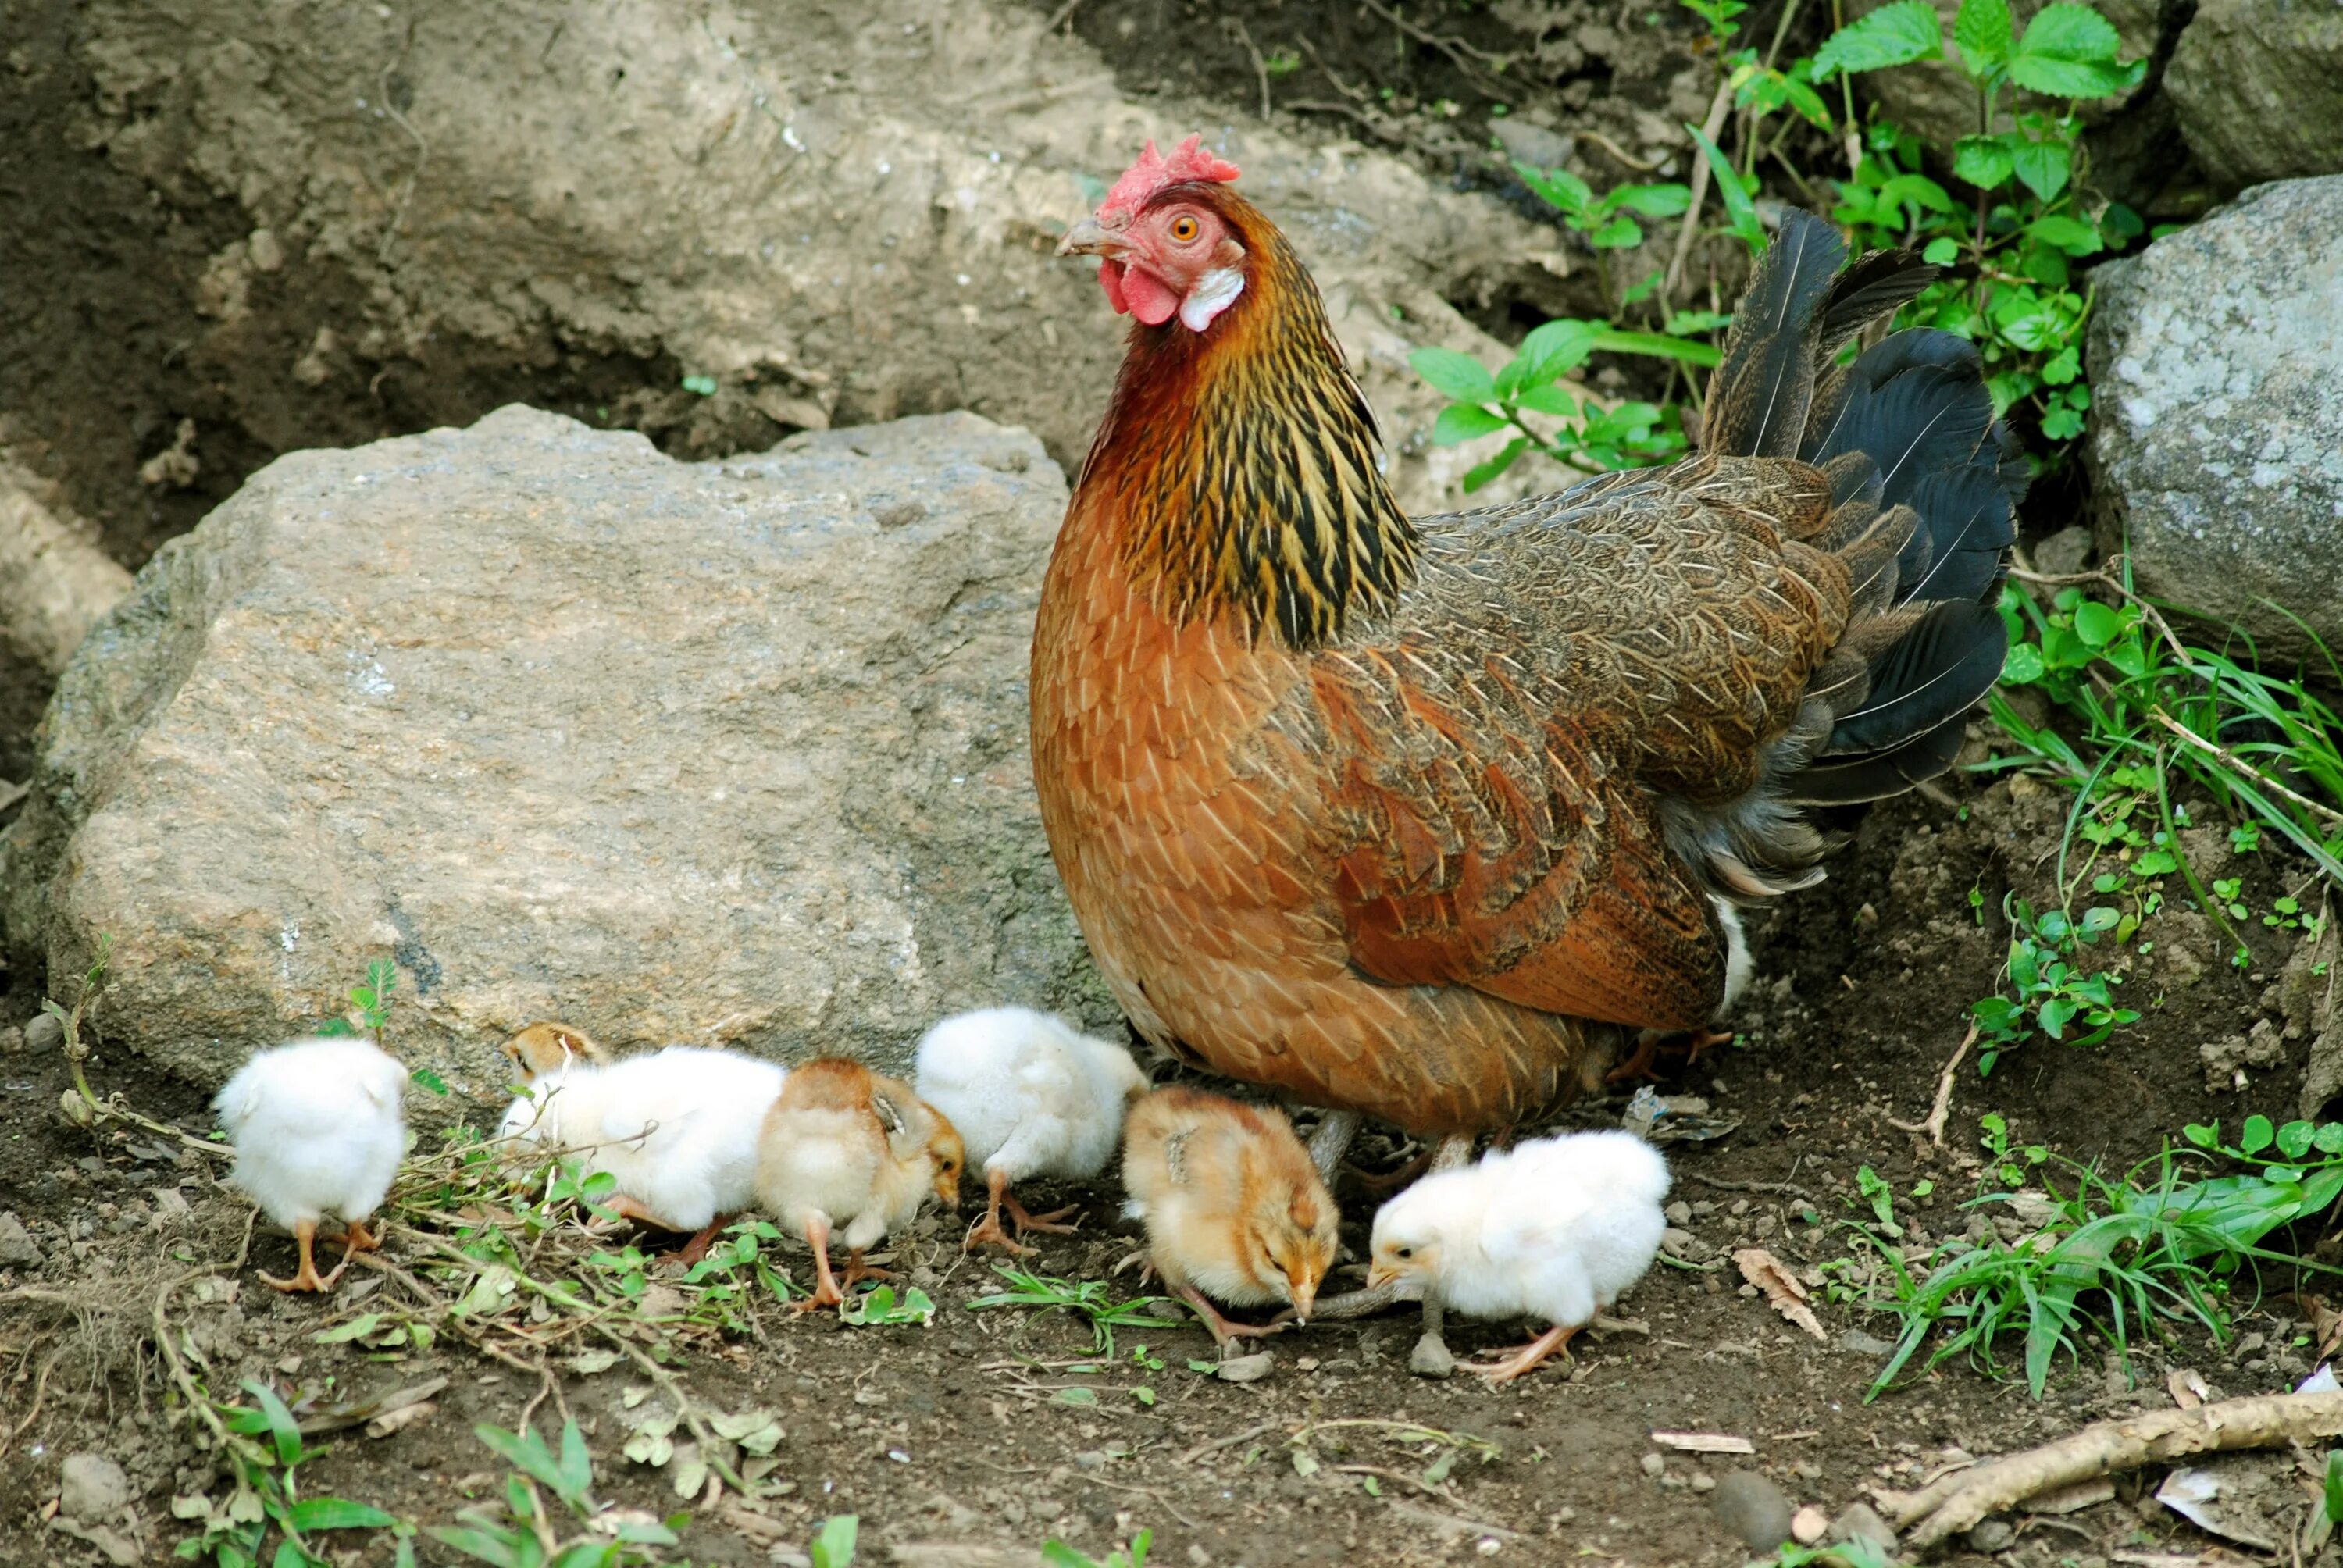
[2087,178,2343,661]
[1214,1352,1275,1384]
[23,1010,61,1054]
[2166,0,2343,190]
[58,1452,130,1521]
[1831,1502,1899,1556]
[1639,1452,1668,1477]
[0,1212,38,1268]
[1790,1506,1828,1544]
[4,408,1109,1094]
[67,0,1572,516]
[1967,1516,2016,1552]
[1710,1471,1795,1552]
[1409,1331,1456,1378]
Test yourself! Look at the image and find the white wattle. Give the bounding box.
[1180,267,1246,332]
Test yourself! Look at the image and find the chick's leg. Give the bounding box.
[1459,1322,1578,1384]
[964,1167,1033,1256]
[259,1219,333,1293]
[792,1213,845,1314]
[675,1215,736,1267]
[1175,1285,1285,1349]
[839,1249,897,1290]
[1003,1193,1081,1235]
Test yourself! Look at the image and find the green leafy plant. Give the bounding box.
[1749,1540,1902,1568]
[316,957,397,1042]
[430,1418,681,1566]
[1042,1531,1152,1568]
[174,1380,398,1567]
[1970,893,2139,1073]
[839,1281,938,1327]
[809,1516,858,1568]
[967,1266,1170,1357]
[1838,1116,2343,1399]
[1510,162,1691,252]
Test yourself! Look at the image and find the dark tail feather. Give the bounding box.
[1705,211,1846,458]
[1813,248,1937,363]
[1783,720,1970,805]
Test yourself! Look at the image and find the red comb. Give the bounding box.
[1100,134,1241,219]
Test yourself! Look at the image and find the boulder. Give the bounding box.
[70,0,1566,514]
[2166,0,2343,190]
[2087,178,2343,657]
[2,406,1114,1098]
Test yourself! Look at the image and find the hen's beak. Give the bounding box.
[1056,215,1128,258]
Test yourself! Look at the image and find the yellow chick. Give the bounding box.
[498,1021,605,1085]
[754,1057,964,1313]
[1120,1086,1338,1345]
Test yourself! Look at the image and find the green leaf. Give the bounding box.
[1512,161,1593,218]
[1409,347,1496,404]
[239,1381,306,1468]
[2243,1114,2276,1156]
[1053,1386,1100,1407]
[1589,214,1645,249]
[1952,0,2015,77]
[1611,183,1693,218]
[1810,0,1943,79]
[2010,138,2072,202]
[284,1499,397,1532]
[1431,404,1507,446]
[473,1424,568,1495]
[2279,1121,2318,1160]
[1952,134,2017,191]
[556,1417,593,1503]
[810,1515,859,1568]
[2316,1124,2343,1156]
[311,1313,384,1345]
[2071,600,2120,648]
[1922,235,1960,265]
[1514,383,1581,417]
[2026,214,2103,255]
[1684,123,1766,252]
[2041,344,2081,385]
[426,1525,528,1567]
[1513,318,1603,387]
[2012,4,2145,96]
[1461,437,1529,493]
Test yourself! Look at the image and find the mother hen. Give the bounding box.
[1033,136,2017,1167]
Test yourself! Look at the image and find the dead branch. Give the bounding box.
[1665,79,1735,301]
[1887,1389,2343,1547]
[1887,1022,1977,1146]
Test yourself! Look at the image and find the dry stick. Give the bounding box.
[1229,16,1272,123]
[1887,1021,1978,1146]
[1179,1420,1277,1465]
[2149,706,2343,828]
[1665,79,1736,301]
[1888,1389,2343,1547]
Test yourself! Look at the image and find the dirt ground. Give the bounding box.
[2,2,2332,1565]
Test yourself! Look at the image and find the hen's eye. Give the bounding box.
[1169,214,1200,243]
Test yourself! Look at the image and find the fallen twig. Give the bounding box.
[1885,1389,2343,1547]
[1888,1022,1977,1146]
[1665,79,1735,301]
[1179,1421,1276,1465]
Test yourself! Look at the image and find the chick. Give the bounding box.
[754,1057,965,1313]
[1366,1128,1670,1383]
[912,1007,1148,1255]
[502,1046,787,1256]
[499,1020,606,1085]
[1120,1086,1339,1345]
[214,1036,407,1292]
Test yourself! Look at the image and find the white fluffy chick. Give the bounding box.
[912,1007,1147,1254]
[214,1036,407,1293]
[1366,1128,1669,1383]
[503,1045,786,1253]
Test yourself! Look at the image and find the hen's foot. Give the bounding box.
[1606,1028,1734,1084]
[1458,1323,1578,1384]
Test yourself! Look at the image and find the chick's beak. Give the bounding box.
[1056,215,1128,258]
[1286,1274,1317,1324]
[1365,1259,1401,1292]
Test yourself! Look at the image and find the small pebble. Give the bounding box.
[1966,1517,2015,1552]
[1831,1502,1898,1556]
[1664,1201,1692,1224]
[1295,1356,1319,1371]
[24,1013,62,1054]
[1639,1452,1667,1478]
[1710,1471,1795,1552]
[1690,1473,1716,1493]
[1216,1351,1274,1383]
[1410,1331,1455,1378]
[1791,1506,1828,1544]
[59,1453,130,1521]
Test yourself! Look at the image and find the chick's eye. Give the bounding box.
[1169,214,1200,243]
[1396,1246,1413,1259]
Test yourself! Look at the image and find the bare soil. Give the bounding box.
[2,2,2332,1566]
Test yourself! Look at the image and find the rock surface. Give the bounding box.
[71,0,1568,515]
[3,406,1113,1096]
[57,1453,130,1522]
[2087,178,2343,656]
[2166,0,2343,190]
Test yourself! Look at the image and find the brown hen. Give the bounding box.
[1034,137,2017,1153]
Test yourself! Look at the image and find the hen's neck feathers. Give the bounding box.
[1074,187,1419,650]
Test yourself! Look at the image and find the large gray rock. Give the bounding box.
[2088,178,2343,657]
[71,0,1563,513]
[2,406,1113,1097]
[2166,0,2343,190]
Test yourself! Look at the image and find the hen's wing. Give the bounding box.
[1315,458,1844,1028]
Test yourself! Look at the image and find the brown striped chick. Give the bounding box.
[754,1058,964,1313]
[1120,1086,1338,1346]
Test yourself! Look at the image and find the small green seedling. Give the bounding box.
[175,1380,397,1567]
[810,1515,858,1568]
[1042,1531,1152,1568]
[839,1282,938,1327]
[430,1418,681,1567]
[968,1266,1171,1357]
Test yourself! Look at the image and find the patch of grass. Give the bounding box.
[430,1417,683,1566]
[1829,1114,2343,1400]
[173,1379,401,1567]
[1041,1531,1152,1568]
[966,1265,1171,1357]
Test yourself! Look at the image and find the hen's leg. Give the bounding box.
[1459,1323,1578,1384]
[259,1219,332,1293]
[1176,1284,1285,1349]
[1607,1028,1732,1084]
[1306,1110,1361,1184]
[964,1167,1033,1256]
[792,1213,844,1314]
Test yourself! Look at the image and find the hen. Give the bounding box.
[1367,1128,1670,1382]
[215,1037,407,1292]
[1036,137,2017,1161]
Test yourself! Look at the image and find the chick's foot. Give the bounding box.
[839,1249,897,1291]
[1176,1284,1286,1349]
[1004,1194,1081,1236]
[1458,1323,1578,1384]
[792,1215,847,1314]
[259,1220,339,1293]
